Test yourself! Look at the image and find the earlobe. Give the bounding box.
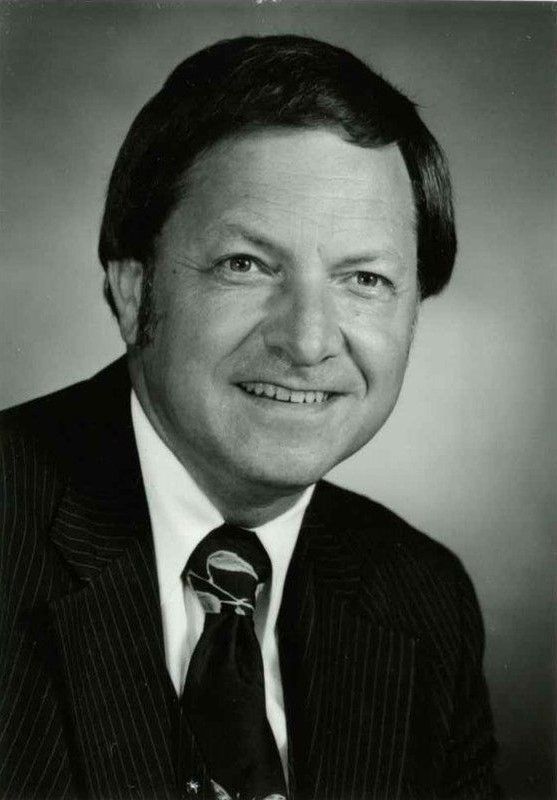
[106,259,144,346]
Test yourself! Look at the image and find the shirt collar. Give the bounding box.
[130,390,314,611]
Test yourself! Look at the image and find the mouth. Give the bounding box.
[237,381,333,405]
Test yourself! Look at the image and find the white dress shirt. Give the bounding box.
[130,390,314,779]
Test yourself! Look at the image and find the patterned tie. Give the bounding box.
[182,523,287,800]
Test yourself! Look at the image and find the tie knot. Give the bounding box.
[185,523,271,617]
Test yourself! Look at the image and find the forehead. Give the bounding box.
[165,128,415,250]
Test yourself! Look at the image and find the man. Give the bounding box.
[0,36,499,800]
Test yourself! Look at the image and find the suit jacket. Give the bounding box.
[0,359,499,800]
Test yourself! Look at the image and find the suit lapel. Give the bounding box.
[46,497,176,799]
[279,483,418,800]
[28,360,178,799]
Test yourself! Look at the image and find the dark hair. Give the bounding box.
[99,35,456,323]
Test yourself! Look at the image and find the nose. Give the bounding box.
[263,275,343,366]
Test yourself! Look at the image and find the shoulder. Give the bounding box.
[0,372,92,507]
[317,478,463,572]
[0,384,79,515]
[1,358,126,446]
[0,358,130,525]
[1,358,129,462]
[316,480,484,651]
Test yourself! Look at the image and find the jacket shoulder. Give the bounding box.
[317,480,484,651]
[1,358,129,462]
[0,358,130,528]
[319,478,463,571]
[0,380,85,509]
[1,359,123,438]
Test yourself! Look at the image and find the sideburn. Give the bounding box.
[136,263,159,348]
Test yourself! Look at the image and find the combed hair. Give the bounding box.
[99,35,456,312]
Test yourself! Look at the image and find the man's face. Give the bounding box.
[131,128,418,496]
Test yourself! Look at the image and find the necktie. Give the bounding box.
[182,523,287,800]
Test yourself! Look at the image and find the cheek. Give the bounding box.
[156,284,267,376]
[153,277,216,351]
[345,316,414,392]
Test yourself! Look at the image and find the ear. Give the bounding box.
[106,259,144,346]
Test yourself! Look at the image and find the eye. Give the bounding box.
[211,253,277,286]
[356,272,381,288]
[218,255,263,274]
[346,270,394,298]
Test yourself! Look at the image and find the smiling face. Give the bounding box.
[115,128,418,511]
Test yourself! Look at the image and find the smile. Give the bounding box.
[238,381,330,405]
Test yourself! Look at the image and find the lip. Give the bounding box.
[237,379,336,393]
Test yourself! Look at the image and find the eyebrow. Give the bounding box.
[210,220,293,259]
[331,250,403,267]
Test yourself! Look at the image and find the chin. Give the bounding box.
[233,450,340,493]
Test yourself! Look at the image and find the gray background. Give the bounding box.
[0,2,555,797]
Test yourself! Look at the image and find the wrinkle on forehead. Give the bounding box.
[185,191,415,251]
[226,189,414,227]
[170,129,416,256]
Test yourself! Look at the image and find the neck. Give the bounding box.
[167,440,309,528]
[192,475,308,528]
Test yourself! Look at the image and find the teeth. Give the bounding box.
[240,382,329,404]
[290,391,305,404]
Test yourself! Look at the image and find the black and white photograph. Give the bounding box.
[0,2,554,799]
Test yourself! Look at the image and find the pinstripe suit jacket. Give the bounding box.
[0,359,499,800]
